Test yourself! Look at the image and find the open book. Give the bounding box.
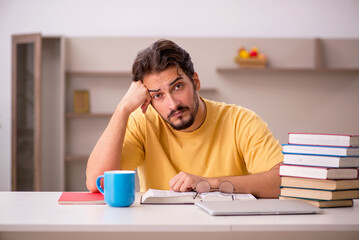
[140,189,256,204]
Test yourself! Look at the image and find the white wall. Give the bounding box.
[1,0,359,191]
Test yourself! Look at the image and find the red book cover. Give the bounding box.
[58,192,105,205]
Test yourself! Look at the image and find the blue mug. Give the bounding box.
[96,170,135,207]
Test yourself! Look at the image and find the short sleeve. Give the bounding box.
[237,110,283,174]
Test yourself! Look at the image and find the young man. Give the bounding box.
[86,39,283,197]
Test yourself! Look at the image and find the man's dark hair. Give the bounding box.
[132,39,195,83]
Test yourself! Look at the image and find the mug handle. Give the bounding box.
[96,175,105,195]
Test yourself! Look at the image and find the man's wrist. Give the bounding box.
[116,101,133,117]
[207,177,222,189]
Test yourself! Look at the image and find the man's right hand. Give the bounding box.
[119,81,152,115]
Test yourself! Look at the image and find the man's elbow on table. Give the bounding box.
[86,174,100,193]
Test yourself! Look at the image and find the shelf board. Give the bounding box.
[66,113,112,118]
[66,71,132,78]
[65,155,88,162]
[216,67,359,74]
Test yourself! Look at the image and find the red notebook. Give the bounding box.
[58,192,105,205]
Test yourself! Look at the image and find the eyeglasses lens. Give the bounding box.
[195,180,211,193]
[219,181,234,194]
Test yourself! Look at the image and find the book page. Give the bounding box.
[142,189,256,202]
[142,189,194,200]
[232,193,257,200]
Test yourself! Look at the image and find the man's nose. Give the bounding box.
[167,94,180,110]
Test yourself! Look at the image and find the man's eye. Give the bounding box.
[152,93,162,99]
[174,83,183,90]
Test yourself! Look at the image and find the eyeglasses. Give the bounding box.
[193,180,235,200]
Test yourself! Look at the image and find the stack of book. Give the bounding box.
[279,133,359,208]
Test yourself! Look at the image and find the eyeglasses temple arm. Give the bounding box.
[193,192,199,200]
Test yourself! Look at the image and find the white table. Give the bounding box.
[0,192,358,240]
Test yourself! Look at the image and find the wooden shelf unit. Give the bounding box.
[12,33,65,191]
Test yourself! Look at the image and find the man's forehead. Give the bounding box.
[143,67,185,91]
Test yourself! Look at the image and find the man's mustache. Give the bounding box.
[167,106,189,119]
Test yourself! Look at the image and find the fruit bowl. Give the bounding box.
[236,57,267,68]
[235,47,267,68]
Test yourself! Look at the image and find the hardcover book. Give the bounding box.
[288,133,359,147]
[283,153,359,168]
[279,196,353,208]
[282,144,359,157]
[279,164,359,180]
[280,177,359,190]
[280,187,359,200]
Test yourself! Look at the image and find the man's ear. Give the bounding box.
[193,72,200,91]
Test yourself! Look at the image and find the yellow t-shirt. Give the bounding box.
[121,98,283,192]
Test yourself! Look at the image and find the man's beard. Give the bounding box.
[165,92,200,131]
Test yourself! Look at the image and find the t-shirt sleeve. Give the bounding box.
[120,112,145,170]
[237,110,283,174]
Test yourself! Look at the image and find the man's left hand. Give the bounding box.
[169,171,206,192]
